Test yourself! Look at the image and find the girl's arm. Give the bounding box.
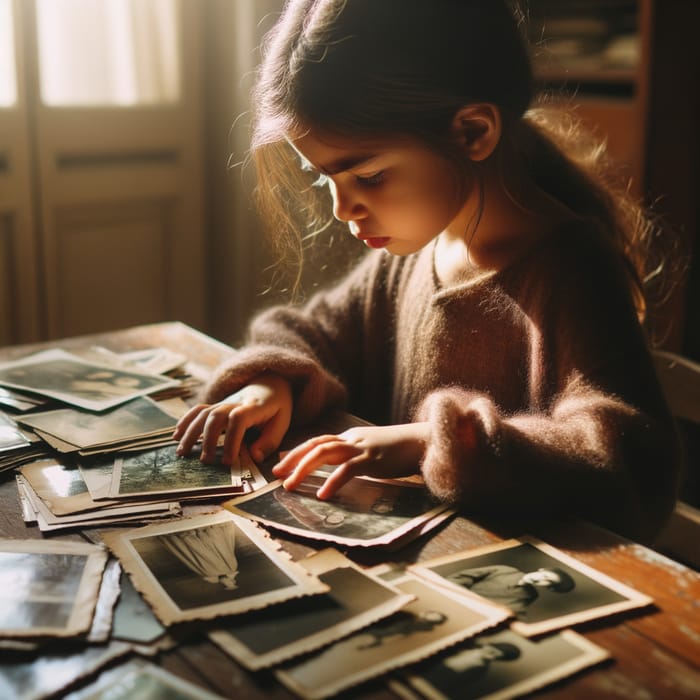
[175,252,391,463]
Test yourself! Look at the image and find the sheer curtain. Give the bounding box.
[35,0,179,106]
[0,0,16,106]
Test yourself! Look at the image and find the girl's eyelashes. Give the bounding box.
[355,171,385,187]
[308,169,385,189]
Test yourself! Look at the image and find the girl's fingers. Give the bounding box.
[272,435,338,477]
[315,459,361,499]
[281,440,360,491]
[172,404,207,440]
[222,407,251,465]
[176,408,212,456]
[199,408,230,462]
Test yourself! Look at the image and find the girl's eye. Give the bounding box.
[356,171,385,187]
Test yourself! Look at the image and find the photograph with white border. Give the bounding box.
[102,510,329,625]
[0,539,107,638]
[392,627,609,700]
[409,536,653,636]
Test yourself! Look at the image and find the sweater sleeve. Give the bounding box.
[416,232,681,543]
[202,251,390,426]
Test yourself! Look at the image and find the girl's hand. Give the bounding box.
[272,422,430,500]
[172,373,292,464]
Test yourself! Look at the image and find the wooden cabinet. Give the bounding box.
[527,0,699,353]
[527,0,651,193]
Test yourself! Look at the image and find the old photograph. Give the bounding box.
[225,475,451,548]
[102,510,328,625]
[62,659,226,700]
[0,348,178,411]
[0,539,107,638]
[409,537,654,636]
[0,410,30,452]
[275,572,508,699]
[394,628,609,700]
[109,443,245,498]
[209,548,415,670]
[17,396,178,451]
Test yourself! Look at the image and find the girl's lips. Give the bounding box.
[361,236,391,249]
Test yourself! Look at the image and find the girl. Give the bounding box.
[174,0,680,542]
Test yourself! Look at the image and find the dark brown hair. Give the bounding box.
[249,0,677,327]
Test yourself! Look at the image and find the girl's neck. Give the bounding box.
[434,162,573,286]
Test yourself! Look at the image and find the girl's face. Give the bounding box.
[288,130,469,256]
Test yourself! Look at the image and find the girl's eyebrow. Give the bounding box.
[300,153,380,176]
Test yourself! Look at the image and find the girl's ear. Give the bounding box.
[450,104,502,161]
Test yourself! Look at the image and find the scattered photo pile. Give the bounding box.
[0,348,180,412]
[0,343,659,699]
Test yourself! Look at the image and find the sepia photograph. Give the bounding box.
[225,475,451,548]
[209,548,415,670]
[394,628,610,700]
[17,396,178,451]
[0,538,108,638]
[275,572,509,699]
[409,537,654,636]
[102,510,329,625]
[0,348,179,411]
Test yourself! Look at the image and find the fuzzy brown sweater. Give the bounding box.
[205,221,680,542]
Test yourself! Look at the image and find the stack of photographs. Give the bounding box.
[0,348,182,412]
[15,396,185,456]
[16,443,266,532]
[0,410,51,473]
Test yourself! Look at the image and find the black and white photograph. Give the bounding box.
[0,539,108,638]
[109,443,246,499]
[225,475,452,548]
[209,547,415,670]
[394,628,610,700]
[17,396,179,452]
[409,537,654,636]
[102,511,329,625]
[275,572,508,699]
[0,349,179,411]
[62,659,226,700]
[0,410,30,452]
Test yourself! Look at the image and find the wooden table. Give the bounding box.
[1,322,699,699]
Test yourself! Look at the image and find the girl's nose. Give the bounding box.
[330,181,367,222]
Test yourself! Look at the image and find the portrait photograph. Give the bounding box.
[102,511,329,625]
[275,572,509,699]
[409,536,654,636]
[0,348,179,411]
[394,628,609,700]
[0,539,107,638]
[225,475,452,548]
[209,548,415,670]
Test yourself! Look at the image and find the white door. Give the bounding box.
[3,0,205,342]
[0,0,40,344]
